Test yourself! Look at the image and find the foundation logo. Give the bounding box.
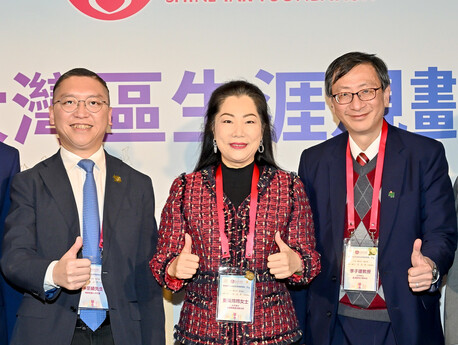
[69,0,150,21]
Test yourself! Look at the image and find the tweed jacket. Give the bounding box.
[151,164,320,345]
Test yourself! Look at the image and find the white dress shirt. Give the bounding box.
[43,146,106,290]
[349,130,382,161]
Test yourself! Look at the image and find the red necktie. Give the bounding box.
[356,152,369,166]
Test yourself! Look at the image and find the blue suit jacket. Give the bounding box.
[0,142,21,345]
[291,124,457,345]
[1,150,165,345]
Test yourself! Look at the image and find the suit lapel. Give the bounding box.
[328,134,348,258]
[39,151,79,237]
[378,125,405,255]
[102,153,126,262]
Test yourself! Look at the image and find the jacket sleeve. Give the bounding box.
[150,174,188,292]
[418,142,457,282]
[1,172,55,302]
[0,147,19,233]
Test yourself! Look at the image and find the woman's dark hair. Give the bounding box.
[194,80,278,172]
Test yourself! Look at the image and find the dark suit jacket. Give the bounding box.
[0,150,165,345]
[291,123,457,345]
[0,142,21,345]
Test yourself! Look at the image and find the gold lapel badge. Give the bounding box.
[113,175,122,183]
[245,270,255,281]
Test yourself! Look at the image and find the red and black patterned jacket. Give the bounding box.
[150,165,320,345]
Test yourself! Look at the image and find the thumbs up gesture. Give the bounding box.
[407,238,436,292]
[52,236,91,290]
[167,233,200,280]
[267,232,303,279]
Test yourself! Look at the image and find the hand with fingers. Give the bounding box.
[267,232,303,279]
[52,236,92,290]
[167,233,200,280]
[408,238,436,292]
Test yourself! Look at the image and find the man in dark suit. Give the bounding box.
[0,142,21,344]
[1,68,165,345]
[291,52,457,345]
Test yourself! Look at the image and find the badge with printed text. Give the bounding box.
[216,267,255,323]
[79,264,108,310]
[342,242,378,292]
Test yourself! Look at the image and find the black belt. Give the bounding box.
[76,312,110,330]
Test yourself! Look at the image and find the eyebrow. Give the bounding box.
[333,83,376,92]
[56,93,106,99]
[219,113,258,118]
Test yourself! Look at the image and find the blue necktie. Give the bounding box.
[78,159,106,331]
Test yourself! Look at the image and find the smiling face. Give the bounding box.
[213,95,263,168]
[49,76,112,158]
[330,63,390,149]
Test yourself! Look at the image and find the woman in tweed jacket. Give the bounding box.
[151,80,320,345]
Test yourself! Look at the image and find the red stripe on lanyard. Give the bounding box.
[345,120,388,239]
[99,226,103,249]
[215,164,259,259]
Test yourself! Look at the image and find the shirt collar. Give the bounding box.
[349,131,381,161]
[60,146,106,172]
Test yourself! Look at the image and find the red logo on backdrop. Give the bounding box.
[69,0,150,21]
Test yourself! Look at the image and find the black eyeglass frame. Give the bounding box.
[331,87,383,105]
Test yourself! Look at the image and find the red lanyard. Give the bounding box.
[346,120,388,240]
[99,226,103,249]
[215,164,259,259]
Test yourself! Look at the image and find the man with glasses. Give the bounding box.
[1,68,165,345]
[290,52,456,345]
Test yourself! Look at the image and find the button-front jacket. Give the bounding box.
[151,165,320,345]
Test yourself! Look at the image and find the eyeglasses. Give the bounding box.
[53,96,109,113]
[331,87,382,105]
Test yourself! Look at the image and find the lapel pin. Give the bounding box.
[113,175,122,183]
[388,191,395,198]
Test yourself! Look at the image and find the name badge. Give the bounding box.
[342,242,378,292]
[216,267,255,323]
[79,264,109,310]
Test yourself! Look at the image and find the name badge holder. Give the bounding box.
[79,264,109,310]
[342,120,388,294]
[216,267,255,323]
[342,239,379,292]
[214,164,259,324]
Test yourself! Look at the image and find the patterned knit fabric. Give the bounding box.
[339,157,387,311]
[150,165,320,345]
